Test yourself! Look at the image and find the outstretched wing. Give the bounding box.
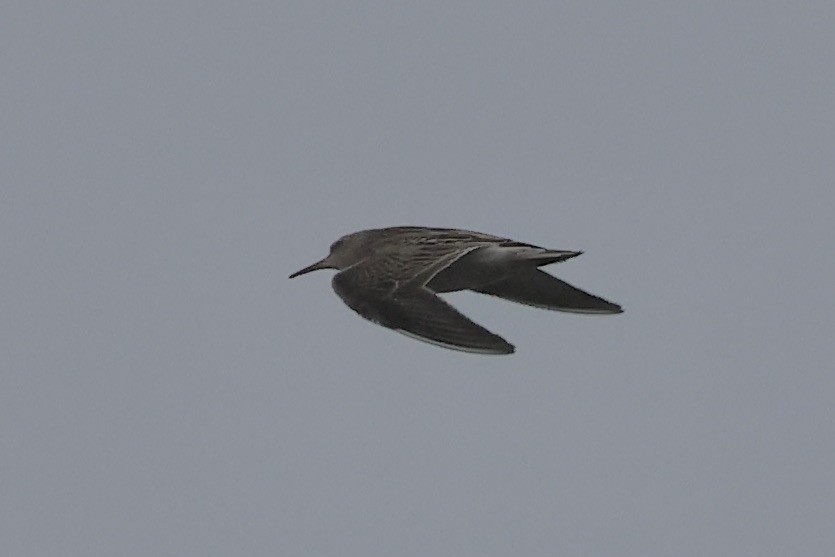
[474,268,623,314]
[331,257,514,355]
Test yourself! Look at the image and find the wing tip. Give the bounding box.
[394,329,515,355]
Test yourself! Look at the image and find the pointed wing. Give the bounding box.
[331,261,514,355]
[474,268,623,314]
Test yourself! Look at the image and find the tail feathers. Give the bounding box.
[527,249,583,266]
[474,268,623,314]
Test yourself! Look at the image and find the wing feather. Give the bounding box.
[474,268,623,314]
[332,264,514,355]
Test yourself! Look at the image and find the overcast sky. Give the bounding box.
[2,2,834,556]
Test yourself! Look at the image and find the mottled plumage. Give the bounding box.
[289,226,622,354]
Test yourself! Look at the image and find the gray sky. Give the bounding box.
[2,2,834,556]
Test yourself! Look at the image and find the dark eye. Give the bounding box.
[330,239,344,252]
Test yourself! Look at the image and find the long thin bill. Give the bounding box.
[288,258,329,278]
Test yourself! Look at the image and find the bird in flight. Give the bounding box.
[289,226,622,354]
